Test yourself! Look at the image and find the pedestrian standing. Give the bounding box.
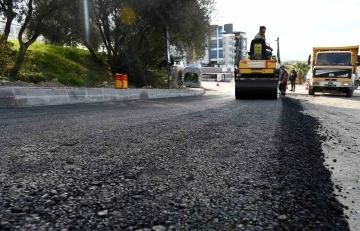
[279,65,289,96]
[290,68,297,91]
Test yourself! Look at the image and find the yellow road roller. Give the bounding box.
[234,34,281,99]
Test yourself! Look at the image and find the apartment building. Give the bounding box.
[201,23,247,67]
[204,25,224,65]
[222,33,235,65]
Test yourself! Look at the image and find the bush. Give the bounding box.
[146,68,168,88]
[17,71,46,83]
[58,76,85,87]
[0,34,14,76]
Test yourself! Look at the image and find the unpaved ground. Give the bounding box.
[289,91,360,231]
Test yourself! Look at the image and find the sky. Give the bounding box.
[212,0,360,61]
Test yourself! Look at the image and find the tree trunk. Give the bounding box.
[10,32,39,79]
[83,40,100,62]
[2,0,15,40]
[10,44,28,79]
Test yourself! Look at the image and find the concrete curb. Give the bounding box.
[0,87,205,107]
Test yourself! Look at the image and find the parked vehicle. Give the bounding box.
[307,46,360,97]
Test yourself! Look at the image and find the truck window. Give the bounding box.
[184,72,199,83]
[316,53,351,66]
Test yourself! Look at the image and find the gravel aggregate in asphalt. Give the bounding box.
[295,94,360,231]
[0,95,350,230]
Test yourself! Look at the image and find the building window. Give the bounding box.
[209,40,217,48]
[218,39,223,48]
[211,29,217,37]
[219,50,223,58]
[210,50,217,59]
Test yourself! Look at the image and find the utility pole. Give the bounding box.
[275,37,280,64]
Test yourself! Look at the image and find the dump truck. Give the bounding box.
[307,46,360,97]
[233,34,281,99]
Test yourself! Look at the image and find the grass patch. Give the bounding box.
[9,40,112,87]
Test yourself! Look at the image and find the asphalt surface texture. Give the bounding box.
[290,88,360,231]
[0,93,350,230]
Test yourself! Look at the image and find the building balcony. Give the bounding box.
[210,47,224,51]
[210,58,224,60]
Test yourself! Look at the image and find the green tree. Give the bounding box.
[0,33,14,75]
[4,0,214,86]
[0,0,20,41]
[9,0,69,79]
[40,0,102,61]
[89,0,214,87]
[294,61,310,82]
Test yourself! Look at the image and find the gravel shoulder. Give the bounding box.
[295,94,360,231]
[0,95,350,230]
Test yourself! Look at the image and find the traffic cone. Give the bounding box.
[305,81,308,90]
[216,80,220,87]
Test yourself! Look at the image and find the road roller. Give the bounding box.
[234,34,281,99]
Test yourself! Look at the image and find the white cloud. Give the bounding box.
[212,0,360,60]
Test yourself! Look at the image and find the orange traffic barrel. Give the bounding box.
[115,73,123,89]
[122,74,128,89]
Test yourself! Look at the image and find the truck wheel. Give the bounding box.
[346,88,353,97]
[308,86,315,95]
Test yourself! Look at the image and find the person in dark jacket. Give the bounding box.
[289,68,297,91]
[279,65,289,96]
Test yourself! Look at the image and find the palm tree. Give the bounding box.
[294,61,310,83]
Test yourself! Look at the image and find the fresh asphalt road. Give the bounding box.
[0,91,350,230]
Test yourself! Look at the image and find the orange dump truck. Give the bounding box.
[307,46,360,97]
